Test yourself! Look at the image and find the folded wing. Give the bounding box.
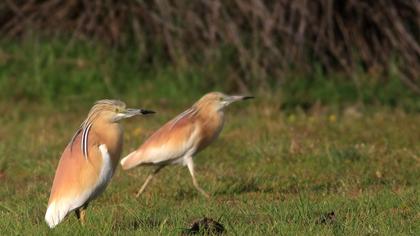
[121,108,200,169]
[45,130,104,228]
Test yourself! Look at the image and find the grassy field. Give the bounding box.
[0,39,419,235]
[0,97,419,235]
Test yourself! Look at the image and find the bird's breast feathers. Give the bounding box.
[90,144,114,199]
[195,115,224,151]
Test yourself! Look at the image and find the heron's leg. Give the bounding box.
[79,208,87,225]
[136,165,165,198]
[75,209,80,219]
[75,205,88,225]
[185,156,210,198]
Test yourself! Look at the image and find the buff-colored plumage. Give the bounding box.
[45,100,154,228]
[120,92,253,198]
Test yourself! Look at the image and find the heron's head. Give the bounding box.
[196,92,254,112]
[88,99,155,123]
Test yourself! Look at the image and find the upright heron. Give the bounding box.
[45,99,154,228]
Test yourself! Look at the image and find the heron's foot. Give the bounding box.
[75,208,87,225]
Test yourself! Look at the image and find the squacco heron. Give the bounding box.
[45,99,154,228]
[120,92,253,198]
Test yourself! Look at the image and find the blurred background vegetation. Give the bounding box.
[0,0,419,110]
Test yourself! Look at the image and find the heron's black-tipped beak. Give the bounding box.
[229,95,255,102]
[140,109,156,115]
[115,108,155,120]
[242,96,254,100]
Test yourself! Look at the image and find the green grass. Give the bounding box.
[0,98,419,235]
[0,38,419,234]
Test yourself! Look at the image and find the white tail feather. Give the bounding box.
[45,201,70,228]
